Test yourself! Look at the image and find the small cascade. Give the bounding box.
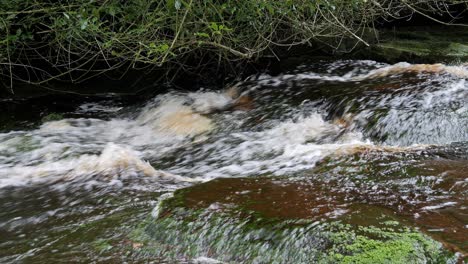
[0,60,466,262]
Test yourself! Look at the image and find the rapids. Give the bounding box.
[0,60,466,262]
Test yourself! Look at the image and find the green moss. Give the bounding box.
[379,41,431,56]
[327,224,449,264]
[445,42,468,56]
[383,220,400,227]
[378,40,468,59]
[133,191,455,263]
[364,27,468,63]
[92,239,113,253]
[41,113,64,123]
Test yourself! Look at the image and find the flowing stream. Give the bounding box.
[0,60,466,263]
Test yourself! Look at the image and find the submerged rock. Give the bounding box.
[137,99,214,137]
[135,90,254,138]
[128,142,468,262]
[132,176,458,263]
[156,105,214,137]
[41,113,65,123]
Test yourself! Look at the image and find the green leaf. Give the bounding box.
[92,8,100,19]
[210,22,219,31]
[148,43,170,55]
[107,5,119,16]
[194,32,210,38]
[166,0,175,11]
[158,43,169,52]
[80,19,88,30]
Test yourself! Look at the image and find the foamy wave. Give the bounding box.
[0,91,238,170]
[166,113,374,178]
[253,61,468,87]
[136,97,214,137]
[188,91,234,113]
[351,78,468,145]
[246,60,468,146]
[0,68,464,189]
[0,91,242,188]
[364,63,468,79]
[192,257,226,264]
[76,102,123,114]
[0,143,193,188]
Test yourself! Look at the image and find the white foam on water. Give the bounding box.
[364,62,468,79]
[421,202,458,211]
[151,192,175,218]
[192,256,226,264]
[76,102,123,114]
[1,60,467,263]
[166,113,374,179]
[0,92,235,188]
[253,61,468,86]
[188,91,233,113]
[0,61,466,189]
[352,78,468,145]
[254,61,467,146]
[0,143,193,188]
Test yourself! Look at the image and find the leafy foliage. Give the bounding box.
[0,0,467,89]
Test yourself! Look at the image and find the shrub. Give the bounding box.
[0,0,467,90]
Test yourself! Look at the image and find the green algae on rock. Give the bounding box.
[310,149,468,253]
[41,113,65,123]
[131,178,456,263]
[363,27,468,64]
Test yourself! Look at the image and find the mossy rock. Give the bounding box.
[131,177,457,263]
[369,40,468,63]
[41,113,64,123]
[359,26,468,63]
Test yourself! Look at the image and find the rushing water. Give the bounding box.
[0,60,467,262]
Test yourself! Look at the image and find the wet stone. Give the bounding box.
[169,177,349,220]
[361,27,468,64]
[308,151,468,254]
[132,176,459,263]
[132,144,468,262]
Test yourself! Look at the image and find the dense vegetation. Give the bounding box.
[1,0,467,91]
